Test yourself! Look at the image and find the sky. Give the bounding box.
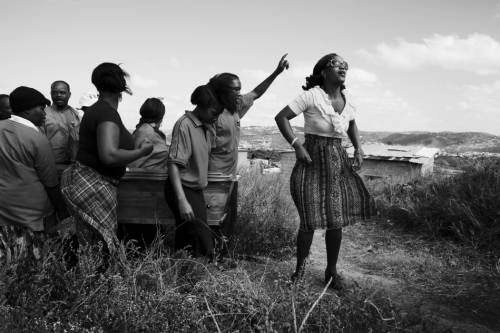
[1,0,500,135]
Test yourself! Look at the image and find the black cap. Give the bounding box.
[10,86,51,114]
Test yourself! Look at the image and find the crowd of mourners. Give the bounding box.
[0,53,372,290]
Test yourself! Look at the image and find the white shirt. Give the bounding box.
[9,114,40,132]
[288,86,356,139]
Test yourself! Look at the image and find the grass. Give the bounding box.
[370,157,500,251]
[0,239,404,332]
[0,169,403,332]
[2,160,500,332]
[340,219,500,331]
[232,169,298,258]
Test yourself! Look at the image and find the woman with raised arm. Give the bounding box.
[165,84,223,258]
[275,53,371,289]
[61,63,153,256]
[207,54,289,243]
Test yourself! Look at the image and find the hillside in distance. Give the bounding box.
[376,131,500,153]
[238,127,500,153]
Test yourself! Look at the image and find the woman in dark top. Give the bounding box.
[61,63,153,255]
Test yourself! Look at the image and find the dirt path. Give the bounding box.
[303,220,500,332]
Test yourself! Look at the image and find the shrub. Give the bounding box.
[374,157,500,250]
[233,169,298,258]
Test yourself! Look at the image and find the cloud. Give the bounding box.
[343,72,432,131]
[348,68,379,87]
[241,69,268,81]
[435,80,500,134]
[357,34,500,75]
[459,80,500,115]
[496,3,500,18]
[130,74,159,89]
[289,64,312,80]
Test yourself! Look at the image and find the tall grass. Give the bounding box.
[233,169,298,258]
[373,157,500,250]
[0,167,407,332]
[0,239,402,332]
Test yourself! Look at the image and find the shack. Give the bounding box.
[241,144,439,184]
[345,144,440,183]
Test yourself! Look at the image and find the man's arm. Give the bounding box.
[239,54,289,118]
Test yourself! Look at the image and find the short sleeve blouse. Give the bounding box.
[76,100,134,180]
[288,86,356,139]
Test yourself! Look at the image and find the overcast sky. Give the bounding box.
[1,0,499,134]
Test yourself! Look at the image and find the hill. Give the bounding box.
[377,131,500,153]
[163,126,500,153]
[238,127,500,153]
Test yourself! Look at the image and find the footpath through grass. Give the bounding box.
[3,219,498,332]
[1,160,499,332]
[319,219,500,332]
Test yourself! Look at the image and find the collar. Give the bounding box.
[185,111,203,128]
[47,104,70,112]
[314,86,348,102]
[10,115,39,132]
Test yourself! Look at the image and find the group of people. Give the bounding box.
[0,52,371,290]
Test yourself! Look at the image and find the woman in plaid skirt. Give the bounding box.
[61,63,153,257]
[275,53,372,289]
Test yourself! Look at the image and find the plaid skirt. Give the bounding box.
[60,162,119,253]
[290,134,371,231]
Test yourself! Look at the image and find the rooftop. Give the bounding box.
[346,144,440,164]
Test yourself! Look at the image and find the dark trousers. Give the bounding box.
[164,180,214,257]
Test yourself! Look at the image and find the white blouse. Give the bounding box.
[288,86,356,139]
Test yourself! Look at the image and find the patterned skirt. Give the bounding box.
[290,134,372,231]
[60,162,119,253]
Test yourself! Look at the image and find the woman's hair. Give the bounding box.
[302,53,346,91]
[91,62,132,94]
[207,72,240,112]
[135,97,166,140]
[208,73,239,93]
[139,98,165,123]
[190,84,222,111]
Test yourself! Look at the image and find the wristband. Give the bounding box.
[290,137,298,147]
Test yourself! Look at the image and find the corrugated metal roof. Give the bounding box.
[346,144,440,164]
[243,144,440,165]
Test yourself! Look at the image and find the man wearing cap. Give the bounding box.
[0,94,11,120]
[0,86,69,263]
[41,80,80,173]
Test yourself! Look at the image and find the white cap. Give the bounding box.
[78,92,98,109]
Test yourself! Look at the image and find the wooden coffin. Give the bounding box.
[117,169,235,226]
